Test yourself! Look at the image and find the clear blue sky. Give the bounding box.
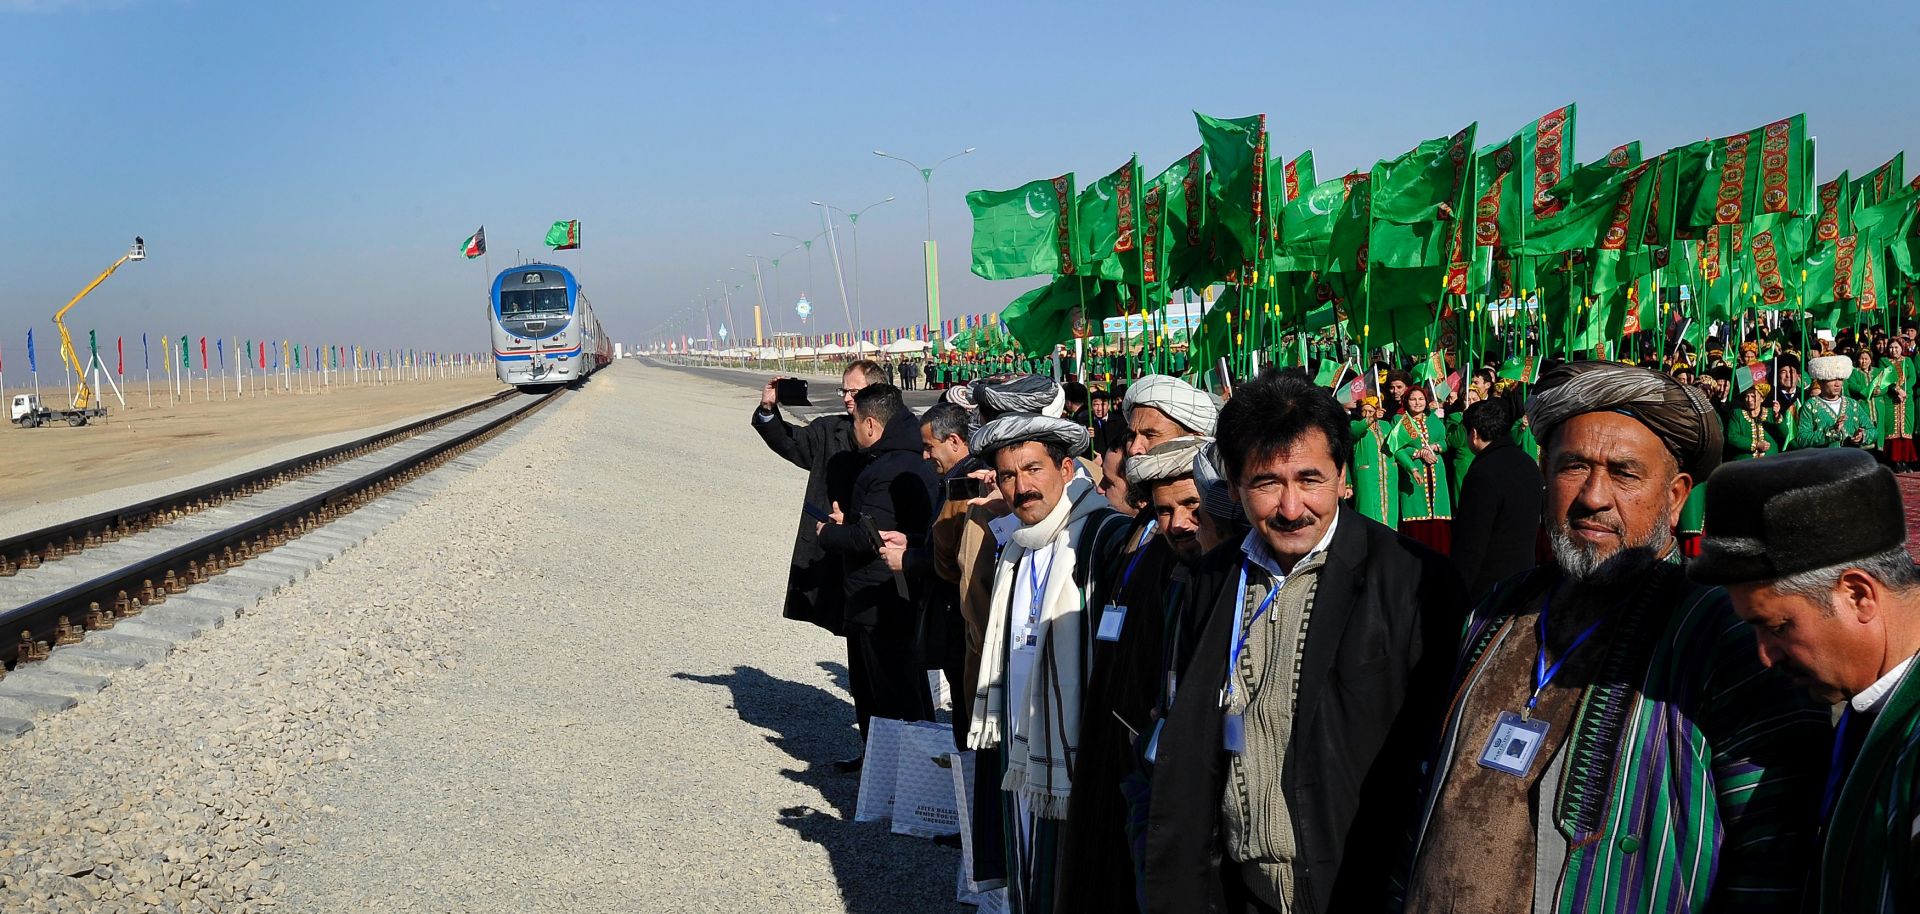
[0,0,1912,366]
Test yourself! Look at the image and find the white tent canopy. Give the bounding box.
[881,339,929,354]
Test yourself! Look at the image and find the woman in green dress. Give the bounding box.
[1878,337,1918,469]
[1392,386,1453,553]
[1347,397,1399,525]
[1847,349,1883,451]
[1725,382,1786,462]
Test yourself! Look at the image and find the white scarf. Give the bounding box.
[967,480,1101,819]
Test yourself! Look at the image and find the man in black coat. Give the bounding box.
[817,384,938,744]
[1450,398,1545,603]
[752,360,884,634]
[1142,373,1467,914]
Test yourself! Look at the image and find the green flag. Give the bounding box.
[1196,111,1267,260]
[1000,275,1116,356]
[544,219,581,250]
[966,175,1077,280]
[180,335,188,369]
[1151,147,1210,289]
[1274,175,1351,272]
[1075,158,1138,279]
[1469,106,1577,291]
[1515,159,1658,256]
[1684,115,1810,228]
[1852,153,1905,208]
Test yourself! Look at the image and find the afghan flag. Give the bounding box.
[966,175,1076,279]
[462,227,486,259]
[545,220,582,250]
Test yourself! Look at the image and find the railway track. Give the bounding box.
[0,387,562,677]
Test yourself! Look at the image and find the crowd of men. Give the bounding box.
[752,354,1920,914]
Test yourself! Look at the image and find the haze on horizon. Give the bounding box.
[0,0,1911,365]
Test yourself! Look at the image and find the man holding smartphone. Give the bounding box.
[754,359,885,771]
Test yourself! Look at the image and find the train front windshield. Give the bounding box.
[498,271,571,315]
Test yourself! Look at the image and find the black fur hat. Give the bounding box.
[1690,449,1907,586]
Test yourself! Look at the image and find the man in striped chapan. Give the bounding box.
[1399,361,1829,913]
[1693,448,1920,914]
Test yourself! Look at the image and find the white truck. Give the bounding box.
[10,394,106,428]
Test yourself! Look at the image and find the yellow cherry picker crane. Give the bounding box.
[11,237,145,428]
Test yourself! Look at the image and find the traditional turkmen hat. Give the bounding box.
[1690,448,1908,586]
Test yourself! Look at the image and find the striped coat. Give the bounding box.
[1821,660,1920,913]
[1408,563,1829,913]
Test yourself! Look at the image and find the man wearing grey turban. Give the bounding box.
[1058,437,1225,912]
[1123,374,1221,457]
[966,410,1132,914]
[1402,361,1825,914]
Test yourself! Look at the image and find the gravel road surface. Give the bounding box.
[0,360,962,913]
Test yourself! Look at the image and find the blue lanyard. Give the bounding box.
[1223,562,1280,706]
[1115,520,1157,593]
[1527,583,1609,718]
[1821,711,1853,821]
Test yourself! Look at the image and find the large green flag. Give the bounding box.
[1469,105,1577,292]
[1853,187,1920,276]
[1373,123,1478,226]
[1852,153,1905,208]
[966,175,1077,280]
[544,219,582,250]
[1000,275,1117,356]
[1196,111,1267,260]
[1075,158,1139,280]
[1684,115,1810,228]
[1275,175,1352,272]
[1147,149,1208,289]
[1815,171,1855,247]
[1516,158,1658,256]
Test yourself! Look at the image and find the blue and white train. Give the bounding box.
[491,264,610,387]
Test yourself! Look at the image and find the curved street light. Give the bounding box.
[813,196,895,343]
[874,147,974,348]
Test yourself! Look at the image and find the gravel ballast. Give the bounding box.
[0,360,961,913]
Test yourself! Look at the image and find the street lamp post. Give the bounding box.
[875,146,973,348]
[813,197,894,353]
[772,230,826,303]
[811,203,861,355]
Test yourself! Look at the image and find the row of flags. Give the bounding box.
[459,220,581,260]
[964,105,1920,377]
[0,332,481,376]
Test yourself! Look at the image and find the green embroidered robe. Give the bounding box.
[1391,413,1452,522]
[1348,417,1399,525]
[1789,396,1880,450]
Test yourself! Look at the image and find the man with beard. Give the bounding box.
[814,384,938,754]
[1400,362,1828,914]
[1058,437,1224,912]
[1143,373,1467,914]
[1693,448,1920,914]
[967,411,1133,914]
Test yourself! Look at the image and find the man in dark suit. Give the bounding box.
[1450,398,1545,602]
[753,360,885,770]
[817,384,939,745]
[1141,373,1467,914]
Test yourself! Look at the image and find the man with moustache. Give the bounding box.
[1401,362,1828,914]
[1058,436,1225,912]
[967,407,1133,914]
[1694,448,1920,914]
[1142,373,1467,914]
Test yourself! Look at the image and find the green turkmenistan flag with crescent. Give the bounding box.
[966,175,1076,280]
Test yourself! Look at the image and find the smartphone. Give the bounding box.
[801,501,835,524]
[775,377,811,407]
[946,476,987,501]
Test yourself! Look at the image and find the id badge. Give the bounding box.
[1223,712,1247,754]
[1096,604,1128,642]
[1477,710,1550,777]
[1144,718,1164,764]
